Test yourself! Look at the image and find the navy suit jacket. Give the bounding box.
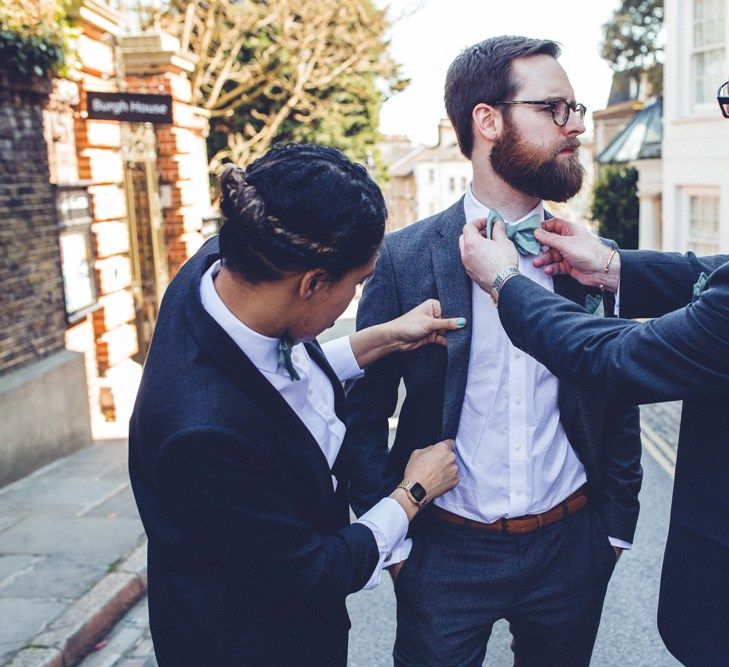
[496,249,729,662]
[128,237,378,666]
[345,199,642,545]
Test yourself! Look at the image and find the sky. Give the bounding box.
[377,0,625,145]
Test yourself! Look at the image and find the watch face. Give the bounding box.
[410,482,427,503]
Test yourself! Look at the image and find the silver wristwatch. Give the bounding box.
[490,267,521,306]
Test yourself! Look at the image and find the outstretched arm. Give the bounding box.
[458,218,729,404]
[533,218,728,318]
[496,264,729,405]
[348,299,465,369]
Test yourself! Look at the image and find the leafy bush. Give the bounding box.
[591,165,640,249]
[0,0,74,77]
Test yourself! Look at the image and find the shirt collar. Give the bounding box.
[199,260,280,373]
[464,183,544,226]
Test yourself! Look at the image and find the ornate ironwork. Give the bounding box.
[120,122,157,162]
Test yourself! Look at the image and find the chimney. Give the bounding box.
[437,118,457,146]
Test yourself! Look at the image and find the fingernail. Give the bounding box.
[456,318,467,327]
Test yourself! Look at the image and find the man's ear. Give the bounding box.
[299,270,325,299]
[472,103,501,143]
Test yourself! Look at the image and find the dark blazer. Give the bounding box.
[128,237,379,666]
[345,199,642,545]
[496,249,729,664]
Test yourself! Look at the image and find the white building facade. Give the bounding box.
[412,153,472,220]
[662,0,729,253]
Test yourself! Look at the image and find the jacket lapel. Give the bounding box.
[541,209,585,434]
[431,198,472,439]
[182,244,335,501]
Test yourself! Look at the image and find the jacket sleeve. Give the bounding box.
[497,260,729,405]
[588,241,642,543]
[343,239,406,516]
[620,250,729,318]
[155,426,380,604]
[600,401,642,543]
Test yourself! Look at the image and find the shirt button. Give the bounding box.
[515,398,522,405]
[514,352,521,359]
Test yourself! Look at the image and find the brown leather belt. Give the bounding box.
[430,485,588,535]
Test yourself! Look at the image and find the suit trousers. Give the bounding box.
[393,504,617,666]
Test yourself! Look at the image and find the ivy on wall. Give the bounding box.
[0,0,77,77]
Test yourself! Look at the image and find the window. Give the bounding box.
[691,0,726,106]
[448,176,455,191]
[688,194,721,254]
[56,185,98,320]
[428,169,435,184]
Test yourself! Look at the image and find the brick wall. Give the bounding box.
[72,6,139,384]
[0,71,68,375]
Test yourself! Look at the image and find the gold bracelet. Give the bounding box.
[604,249,618,273]
[598,250,618,291]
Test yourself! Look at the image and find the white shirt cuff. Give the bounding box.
[321,336,364,383]
[384,537,412,568]
[614,285,621,317]
[356,497,409,589]
[608,537,632,550]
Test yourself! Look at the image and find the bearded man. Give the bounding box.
[344,36,642,666]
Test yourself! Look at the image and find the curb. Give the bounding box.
[8,541,148,667]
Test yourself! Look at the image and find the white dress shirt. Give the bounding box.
[200,260,410,587]
[433,188,630,550]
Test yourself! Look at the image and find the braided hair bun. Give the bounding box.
[218,144,386,282]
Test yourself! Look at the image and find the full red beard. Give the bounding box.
[490,120,584,202]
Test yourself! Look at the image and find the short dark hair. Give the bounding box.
[218,143,386,283]
[444,36,561,158]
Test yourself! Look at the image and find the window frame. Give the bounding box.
[690,0,727,110]
[686,189,721,254]
[55,184,100,323]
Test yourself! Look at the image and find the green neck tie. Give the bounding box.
[277,338,301,382]
[584,294,605,317]
[485,208,542,256]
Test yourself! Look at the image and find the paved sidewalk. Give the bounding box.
[0,440,146,666]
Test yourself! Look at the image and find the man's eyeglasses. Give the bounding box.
[492,99,587,126]
[718,81,729,119]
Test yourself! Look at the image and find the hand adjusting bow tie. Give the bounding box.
[485,208,542,256]
[277,337,301,381]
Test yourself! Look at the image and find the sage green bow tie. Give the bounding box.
[692,272,709,303]
[485,208,542,256]
[277,338,301,382]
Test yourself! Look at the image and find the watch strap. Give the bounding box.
[396,479,430,508]
[490,267,521,306]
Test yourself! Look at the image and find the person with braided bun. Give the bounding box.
[129,143,463,666]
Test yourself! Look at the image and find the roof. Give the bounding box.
[387,146,430,177]
[597,97,663,163]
